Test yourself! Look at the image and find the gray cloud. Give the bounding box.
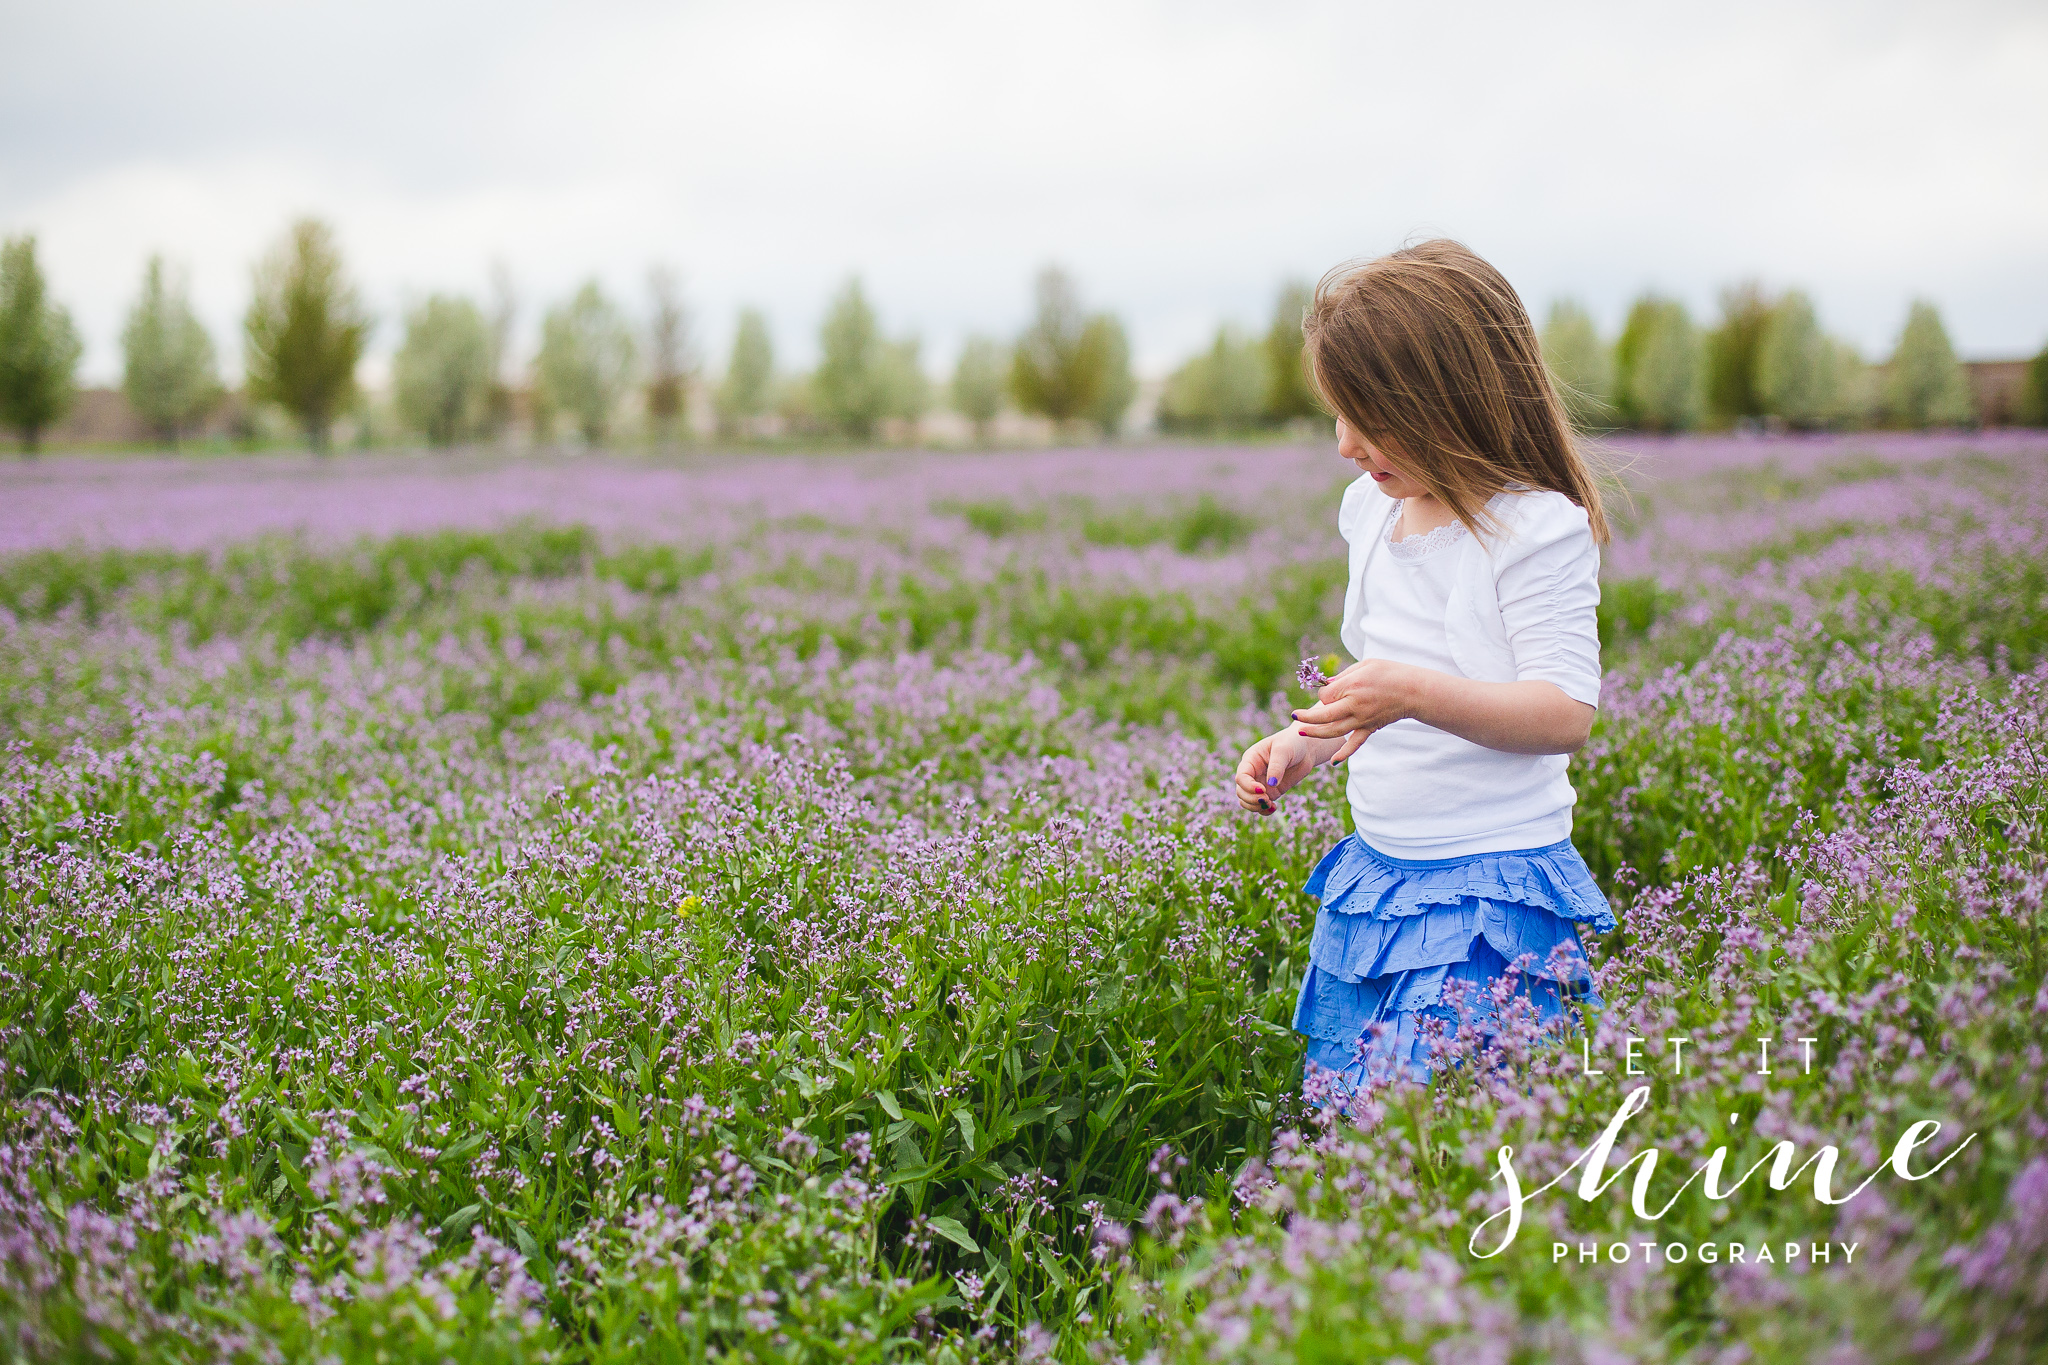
[5,0,2044,381]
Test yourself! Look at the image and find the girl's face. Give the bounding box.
[1336,419,1432,501]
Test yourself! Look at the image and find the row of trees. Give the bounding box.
[1,223,379,451]
[1539,286,1990,432]
[0,220,1145,451]
[1149,283,2037,437]
[5,220,2046,450]
[1153,283,1323,433]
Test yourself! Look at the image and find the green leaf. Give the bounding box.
[277,1147,310,1198]
[953,1107,977,1154]
[441,1203,482,1234]
[926,1214,980,1254]
[996,1103,1061,1138]
[885,1165,938,1205]
[438,1131,487,1167]
[876,1089,904,1121]
[275,1108,317,1143]
[609,1098,641,1139]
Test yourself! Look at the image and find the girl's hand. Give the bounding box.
[1234,727,1343,815]
[1293,658,1597,757]
[1289,658,1428,763]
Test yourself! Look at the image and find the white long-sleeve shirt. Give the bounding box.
[1336,480,1603,859]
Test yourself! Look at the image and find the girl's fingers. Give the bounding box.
[1293,703,1380,743]
[1331,729,1371,764]
[1318,664,1374,704]
[1292,702,1337,726]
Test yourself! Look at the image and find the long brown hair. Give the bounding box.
[1302,239,1610,543]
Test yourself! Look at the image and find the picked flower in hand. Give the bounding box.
[1295,655,1333,693]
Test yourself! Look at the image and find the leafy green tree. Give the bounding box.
[1081,313,1136,437]
[1828,340,1879,428]
[392,294,492,447]
[0,235,84,453]
[1010,266,1130,434]
[2021,341,2048,428]
[813,278,891,440]
[1703,281,1773,423]
[1011,267,1084,423]
[1612,297,1653,428]
[120,255,219,447]
[1538,300,1612,432]
[1262,281,1320,423]
[645,266,692,442]
[1885,300,1974,428]
[950,335,1007,442]
[242,218,371,451]
[1158,326,1265,433]
[881,337,930,434]
[716,309,775,439]
[1614,294,1702,431]
[534,280,638,445]
[805,281,926,442]
[1754,291,1835,429]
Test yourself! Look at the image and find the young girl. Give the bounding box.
[1235,239,1615,1087]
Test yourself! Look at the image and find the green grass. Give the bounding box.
[2,455,2044,1362]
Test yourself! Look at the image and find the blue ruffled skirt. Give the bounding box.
[1293,834,1614,1086]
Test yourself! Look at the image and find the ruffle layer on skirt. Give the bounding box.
[1293,834,1612,1086]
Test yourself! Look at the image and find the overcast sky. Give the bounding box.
[4,0,2045,383]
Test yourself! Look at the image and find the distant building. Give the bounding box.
[41,387,250,449]
[1963,360,2032,426]
[44,388,155,446]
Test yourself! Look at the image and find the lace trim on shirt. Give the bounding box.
[1384,506,1469,562]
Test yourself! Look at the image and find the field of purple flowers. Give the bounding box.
[1,432,2045,1362]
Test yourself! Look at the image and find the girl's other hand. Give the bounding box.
[1233,727,1338,815]
[1291,658,1592,757]
[1289,658,1425,763]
